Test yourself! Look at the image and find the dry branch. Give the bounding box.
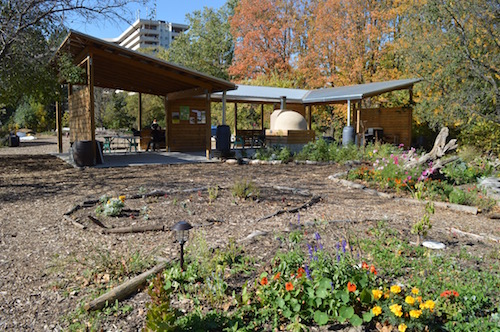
[102,224,166,234]
[63,215,86,229]
[64,204,81,216]
[254,195,321,222]
[449,227,499,243]
[85,261,169,311]
[88,215,108,229]
[404,127,458,169]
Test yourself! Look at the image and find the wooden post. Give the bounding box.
[234,102,238,137]
[164,96,170,152]
[307,105,312,130]
[138,92,142,131]
[261,104,264,130]
[205,91,211,159]
[87,55,96,165]
[222,91,227,125]
[56,100,63,153]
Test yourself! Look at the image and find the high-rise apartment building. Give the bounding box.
[106,19,188,51]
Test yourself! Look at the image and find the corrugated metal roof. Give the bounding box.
[303,79,421,104]
[212,85,310,104]
[211,79,420,104]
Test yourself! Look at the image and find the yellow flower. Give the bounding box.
[390,285,402,294]
[398,323,407,332]
[411,287,419,295]
[119,195,126,202]
[423,299,435,310]
[372,289,383,300]
[405,296,416,305]
[372,305,382,316]
[410,309,422,318]
[390,303,403,317]
[417,296,422,303]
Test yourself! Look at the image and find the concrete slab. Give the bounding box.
[56,151,218,168]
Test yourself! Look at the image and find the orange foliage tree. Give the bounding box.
[296,0,403,88]
[229,0,297,81]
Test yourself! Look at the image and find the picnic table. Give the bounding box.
[103,135,138,153]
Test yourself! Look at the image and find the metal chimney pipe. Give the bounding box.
[280,96,287,110]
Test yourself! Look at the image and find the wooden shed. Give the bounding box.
[54,30,235,164]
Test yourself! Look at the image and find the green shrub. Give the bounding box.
[459,119,500,156]
[231,179,259,200]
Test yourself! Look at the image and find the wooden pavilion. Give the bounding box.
[54,31,420,165]
[54,30,235,164]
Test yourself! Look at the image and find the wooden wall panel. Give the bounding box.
[68,87,91,142]
[168,98,209,152]
[358,107,412,147]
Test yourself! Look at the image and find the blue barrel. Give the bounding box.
[342,126,355,146]
[72,140,95,167]
[216,125,231,152]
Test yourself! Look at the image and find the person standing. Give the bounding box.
[146,119,161,151]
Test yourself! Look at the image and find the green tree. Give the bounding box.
[0,0,144,120]
[160,0,237,80]
[399,0,499,128]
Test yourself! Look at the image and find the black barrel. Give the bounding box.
[216,125,231,152]
[8,134,19,147]
[72,140,95,167]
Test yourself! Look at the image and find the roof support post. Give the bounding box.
[88,54,96,165]
[222,91,227,125]
[164,96,170,152]
[56,99,63,153]
[205,91,211,159]
[347,99,351,127]
[307,105,312,130]
[138,92,142,131]
[261,104,264,131]
[234,102,238,136]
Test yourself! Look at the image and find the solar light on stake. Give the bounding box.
[172,221,192,269]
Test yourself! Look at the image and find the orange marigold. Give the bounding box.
[260,277,268,286]
[273,272,281,280]
[297,268,305,278]
[285,282,294,291]
[347,281,357,292]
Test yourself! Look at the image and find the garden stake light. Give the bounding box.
[172,221,192,270]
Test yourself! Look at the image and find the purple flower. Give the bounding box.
[336,242,340,251]
[314,232,321,241]
[297,213,300,224]
[341,239,347,253]
[305,265,312,280]
[307,243,313,257]
[337,254,341,262]
[318,243,324,250]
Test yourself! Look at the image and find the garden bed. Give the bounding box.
[0,151,498,331]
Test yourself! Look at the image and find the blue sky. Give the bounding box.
[67,0,227,39]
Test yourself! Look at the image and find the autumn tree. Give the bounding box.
[297,0,401,88]
[160,0,237,80]
[399,0,499,129]
[230,0,298,81]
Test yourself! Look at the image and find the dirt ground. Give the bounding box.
[0,136,498,331]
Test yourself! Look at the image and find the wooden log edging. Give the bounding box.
[84,260,169,311]
[328,176,478,215]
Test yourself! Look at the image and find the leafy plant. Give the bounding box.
[411,201,434,246]
[207,185,219,204]
[95,194,125,216]
[231,179,259,200]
